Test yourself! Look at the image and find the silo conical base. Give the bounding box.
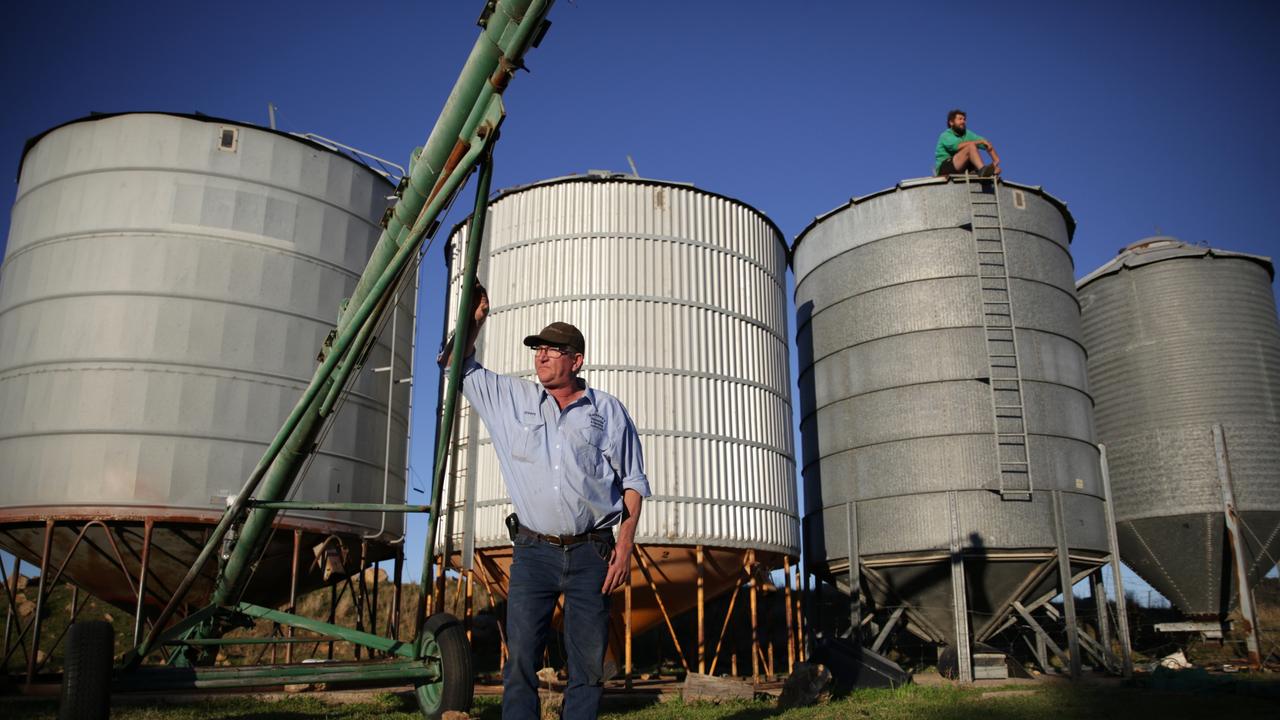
[1118,510,1280,619]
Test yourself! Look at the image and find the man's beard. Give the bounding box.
[952,125,966,136]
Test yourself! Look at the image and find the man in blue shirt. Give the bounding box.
[935,109,1001,177]
[443,285,649,720]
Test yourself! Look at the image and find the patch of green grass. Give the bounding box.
[3,682,1279,720]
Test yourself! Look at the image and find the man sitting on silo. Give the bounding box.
[935,108,1001,177]
[440,283,649,720]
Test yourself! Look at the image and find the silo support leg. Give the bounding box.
[132,519,155,648]
[749,549,760,685]
[1021,633,1050,673]
[624,569,632,689]
[871,607,905,654]
[634,547,690,673]
[1213,424,1264,671]
[1013,601,1069,669]
[1051,491,1082,679]
[707,580,743,676]
[697,545,705,674]
[783,556,795,673]
[1,553,27,673]
[1099,444,1135,677]
[26,519,53,685]
[845,503,861,638]
[947,492,972,683]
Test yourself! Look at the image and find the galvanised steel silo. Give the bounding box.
[0,113,414,615]
[439,172,798,673]
[1078,237,1280,619]
[793,177,1110,671]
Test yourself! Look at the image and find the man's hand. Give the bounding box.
[472,285,490,327]
[601,489,643,594]
[436,283,489,366]
[601,539,632,595]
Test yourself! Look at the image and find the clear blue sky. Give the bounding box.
[3,1,1280,606]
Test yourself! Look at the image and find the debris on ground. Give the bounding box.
[682,672,754,703]
[777,662,832,709]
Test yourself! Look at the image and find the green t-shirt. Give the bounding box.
[934,128,986,173]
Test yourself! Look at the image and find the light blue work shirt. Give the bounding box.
[461,358,650,536]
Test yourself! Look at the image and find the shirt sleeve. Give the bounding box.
[459,357,521,427]
[938,131,959,156]
[608,404,650,497]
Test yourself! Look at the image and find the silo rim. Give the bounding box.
[1076,236,1276,289]
[790,176,1076,261]
[15,111,395,187]
[444,171,786,256]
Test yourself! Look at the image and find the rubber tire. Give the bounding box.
[415,612,473,720]
[58,621,114,720]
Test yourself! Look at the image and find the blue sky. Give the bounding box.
[3,1,1280,607]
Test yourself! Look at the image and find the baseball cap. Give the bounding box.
[522,322,586,355]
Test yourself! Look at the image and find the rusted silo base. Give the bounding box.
[437,544,804,683]
[0,510,403,680]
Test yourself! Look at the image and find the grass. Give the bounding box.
[3,681,1279,720]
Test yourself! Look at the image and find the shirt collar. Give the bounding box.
[539,377,595,411]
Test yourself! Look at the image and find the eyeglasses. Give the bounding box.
[531,345,575,358]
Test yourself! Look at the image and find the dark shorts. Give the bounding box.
[937,158,959,176]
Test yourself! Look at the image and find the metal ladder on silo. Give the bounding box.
[964,175,1033,500]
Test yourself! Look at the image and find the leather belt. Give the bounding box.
[517,525,612,547]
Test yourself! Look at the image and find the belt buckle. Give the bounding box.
[546,533,565,547]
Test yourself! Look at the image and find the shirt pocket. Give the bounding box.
[570,420,607,472]
[511,411,545,463]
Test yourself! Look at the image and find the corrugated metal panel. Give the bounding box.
[1077,238,1280,616]
[440,176,798,556]
[794,178,1106,638]
[0,113,413,537]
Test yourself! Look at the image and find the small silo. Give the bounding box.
[0,113,414,612]
[793,177,1109,663]
[438,172,798,668]
[1077,237,1280,619]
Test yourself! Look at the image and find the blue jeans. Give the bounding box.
[503,533,612,720]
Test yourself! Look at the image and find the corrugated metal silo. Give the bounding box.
[1077,237,1280,619]
[439,172,797,657]
[793,177,1109,660]
[0,112,414,611]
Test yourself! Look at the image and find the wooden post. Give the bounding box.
[697,545,705,674]
[748,550,759,686]
[464,569,474,641]
[634,547,690,672]
[371,559,380,639]
[707,582,742,675]
[288,527,299,661]
[327,583,337,660]
[624,567,633,689]
[391,546,404,642]
[784,556,796,674]
[472,556,508,667]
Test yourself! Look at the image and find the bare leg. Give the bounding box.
[951,144,985,172]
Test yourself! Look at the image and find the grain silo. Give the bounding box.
[794,176,1123,679]
[1077,238,1279,635]
[0,113,414,631]
[437,172,799,677]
